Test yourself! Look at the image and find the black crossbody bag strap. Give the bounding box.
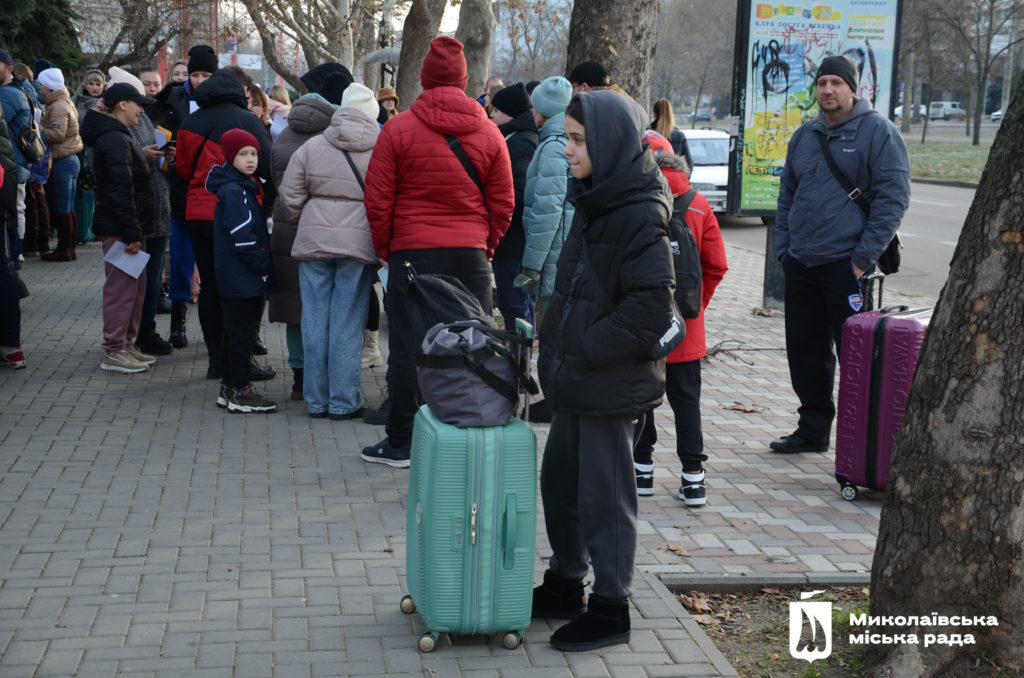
[342,150,364,192]
[443,133,487,208]
[816,132,870,215]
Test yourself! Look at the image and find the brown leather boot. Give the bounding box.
[40,214,74,262]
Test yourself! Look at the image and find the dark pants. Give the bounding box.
[25,182,49,247]
[0,227,20,346]
[541,411,640,601]
[491,258,535,332]
[185,220,222,354]
[384,248,492,446]
[783,256,863,444]
[141,236,169,326]
[221,296,263,389]
[366,284,380,332]
[632,361,707,472]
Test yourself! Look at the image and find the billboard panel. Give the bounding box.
[731,0,902,214]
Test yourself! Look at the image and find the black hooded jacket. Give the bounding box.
[494,109,539,261]
[176,70,275,222]
[538,90,674,416]
[80,109,155,243]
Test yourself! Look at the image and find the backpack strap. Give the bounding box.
[674,187,697,215]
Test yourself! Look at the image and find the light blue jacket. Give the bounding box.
[776,98,910,271]
[521,112,574,297]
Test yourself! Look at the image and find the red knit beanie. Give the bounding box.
[420,36,468,91]
[221,129,260,164]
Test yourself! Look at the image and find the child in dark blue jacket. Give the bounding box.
[206,129,276,413]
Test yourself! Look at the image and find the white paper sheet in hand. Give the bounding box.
[103,241,151,279]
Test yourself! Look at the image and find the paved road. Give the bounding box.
[717,182,975,304]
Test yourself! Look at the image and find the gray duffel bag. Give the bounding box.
[415,321,537,428]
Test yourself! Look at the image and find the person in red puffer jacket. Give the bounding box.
[361,35,514,468]
[632,130,728,507]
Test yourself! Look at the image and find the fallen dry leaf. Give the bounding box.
[724,401,767,413]
[692,614,719,626]
[767,652,780,660]
[667,544,689,557]
[761,587,781,594]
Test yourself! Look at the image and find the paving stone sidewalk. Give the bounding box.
[0,240,934,677]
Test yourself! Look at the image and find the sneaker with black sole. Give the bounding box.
[634,462,655,497]
[361,438,411,468]
[226,384,277,413]
[329,408,364,421]
[362,395,390,425]
[678,470,707,507]
[769,433,829,454]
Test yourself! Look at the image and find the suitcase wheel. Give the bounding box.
[502,631,523,650]
[418,632,438,653]
[840,483,859,501]
[400,595,416,614]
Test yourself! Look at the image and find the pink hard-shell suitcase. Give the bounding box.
[834,306,931,500]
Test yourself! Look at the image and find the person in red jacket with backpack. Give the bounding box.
[361,36,514,468]
[632,130,728,507]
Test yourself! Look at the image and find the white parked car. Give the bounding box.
[681,128,730,213]
[893,104,926,121]
[990,109,1003,122]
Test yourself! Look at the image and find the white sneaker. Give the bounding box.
[123,344,157,365]
[101,350,149,374]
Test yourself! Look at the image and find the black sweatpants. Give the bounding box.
[185,220,222,355]
[384,248,492,446]
[221,296,263,389]
[782,256,864,444]
[632,360,707,472]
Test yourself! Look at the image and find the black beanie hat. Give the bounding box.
[188,45,218,74]
[525,80,541,95]
[815,55,858,92]
[300,62,353,96]
[321,71,353,105]
[568,60,608,87]
[491,83,531,118]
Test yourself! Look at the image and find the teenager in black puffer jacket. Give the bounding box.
[533,90,675,653]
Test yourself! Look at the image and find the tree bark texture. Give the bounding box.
[564,0,660,110]
[455,0,496,99]
[395,0,446,111]
[870,68,1024,676]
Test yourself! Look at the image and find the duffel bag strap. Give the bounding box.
[417,345,521,404]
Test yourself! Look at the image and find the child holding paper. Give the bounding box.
[80,83,157,374]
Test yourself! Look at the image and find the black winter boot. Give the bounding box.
[136,321,173,355]
[291,368,304,401]
[248,355,276,381]
[532,571,586,619]
[252,323,268,356]
[206,336,223,380]
[169,303,189,348]
[549,593,630,652]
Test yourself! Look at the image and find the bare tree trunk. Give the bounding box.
[564,0,660,110]
[901,51,915,133]
[356,0,379,88]
[870,68,1024,676]
[395,0,446,110]
[455,0,496,98]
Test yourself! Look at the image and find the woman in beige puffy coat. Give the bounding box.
[279,83,380,420]
[37,67,84,262]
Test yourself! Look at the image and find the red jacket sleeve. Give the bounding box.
[364,127,397,261]
[690,196,728,308]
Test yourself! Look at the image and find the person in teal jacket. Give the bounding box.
[518,76,574,312]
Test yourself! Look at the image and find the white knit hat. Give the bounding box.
[340,83,380,122]
[37,67,65,92]
[107,66,145,96]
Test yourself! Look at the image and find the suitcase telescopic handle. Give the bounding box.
[503,495,517,569]
[880,305,909,314]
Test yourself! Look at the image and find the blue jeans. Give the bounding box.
[299,259,373,415]
[50,155,80,213]
[141,236,169,325]
[168,218,195,303]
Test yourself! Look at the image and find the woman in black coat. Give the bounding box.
[532,91,675,653]
[80,83,156,374]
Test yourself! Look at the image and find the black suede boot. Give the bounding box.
[136,322,173,355]
[549,594,630,652]
[531,571,586,619]
[291,368,304,401]
[169,303,189,348]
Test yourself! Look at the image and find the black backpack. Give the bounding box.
[667,188,703,319]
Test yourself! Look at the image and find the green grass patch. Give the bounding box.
[901,124,998,183]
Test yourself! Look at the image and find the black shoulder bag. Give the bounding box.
[443,134,487,209]
[816,132,901,274]
[576,238,685,361]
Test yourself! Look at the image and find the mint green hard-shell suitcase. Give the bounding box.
[401,404,537,652]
